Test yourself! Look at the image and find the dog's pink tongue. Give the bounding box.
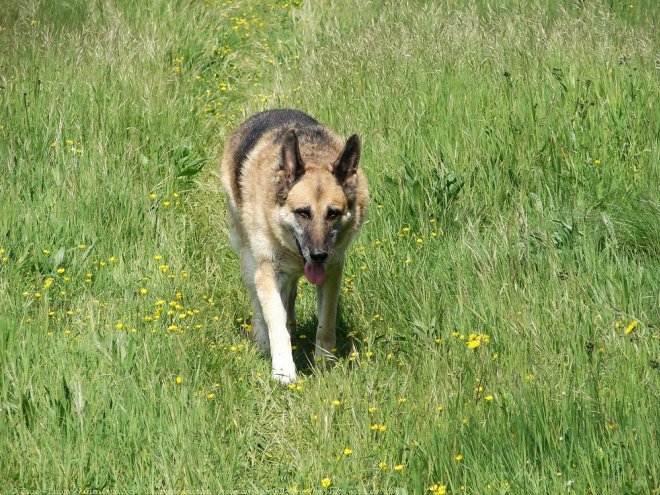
[304,263,326,285]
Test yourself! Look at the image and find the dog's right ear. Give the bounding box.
[280,129,304,187]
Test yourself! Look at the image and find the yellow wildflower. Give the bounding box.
[428,484,447,495]
[321,478,331,489]
[624,320,638,335]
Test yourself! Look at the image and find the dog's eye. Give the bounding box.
[294,208,311,219]
[326,208,342,220]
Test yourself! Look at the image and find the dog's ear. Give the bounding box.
[333,134,361,184]
[280,129,304,186]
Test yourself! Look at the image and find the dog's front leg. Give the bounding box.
[254,261,297,384]
[315,259,344,362]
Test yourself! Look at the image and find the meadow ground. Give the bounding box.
[1,0,658,493]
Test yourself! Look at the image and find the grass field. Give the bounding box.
[1,0,658,493]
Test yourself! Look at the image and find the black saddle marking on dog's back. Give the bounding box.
[234,109,321,199]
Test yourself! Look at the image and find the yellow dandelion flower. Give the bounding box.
[159,264,169,273]
[343,448,353,456]
[332,399,341,407]
[398,398,407,405]
[368,406,377,414]
[56,267,65,274]
[176,376,183,384]
[428,484,447,495]
[455,454,463,461]
[206,393,216,400]
[485,394,494,401]
[393,464,405,471]
[321,478,331,489]
[378,461,388,470]
[115,322,124,330]
[624,320,638,335]
[436,405,444,412]
[140,288,148,295]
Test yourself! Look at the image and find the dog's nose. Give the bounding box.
[309,249,328,263]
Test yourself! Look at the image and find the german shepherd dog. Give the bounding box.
[221,109,369,383]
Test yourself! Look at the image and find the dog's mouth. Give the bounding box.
[295,238,326,285]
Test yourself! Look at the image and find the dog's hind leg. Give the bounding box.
[314,259,344,363]
[283,278,298,336]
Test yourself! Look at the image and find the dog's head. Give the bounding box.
[277,129,361,285]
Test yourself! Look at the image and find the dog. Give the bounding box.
[220,109,369,383]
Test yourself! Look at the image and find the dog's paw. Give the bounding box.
[271,354,297,384]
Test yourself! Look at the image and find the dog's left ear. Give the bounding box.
[333,134,361,184]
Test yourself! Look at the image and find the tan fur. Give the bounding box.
[220,110,368,383]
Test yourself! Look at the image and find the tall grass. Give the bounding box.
[1,0,658,493]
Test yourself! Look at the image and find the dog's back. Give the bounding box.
[222,109,325,207]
